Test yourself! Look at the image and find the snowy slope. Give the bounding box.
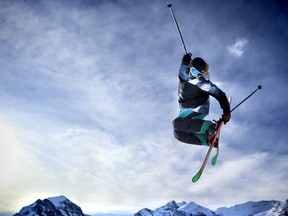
[48,195,68,208]
[135,201,186,216]
[47,195,84,216]
[215,200,288,216]
[178,201,217,216]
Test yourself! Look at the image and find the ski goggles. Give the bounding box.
[189,67,201,77]
[189,64,209,77]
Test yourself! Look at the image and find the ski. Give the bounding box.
[211,96,231,166]
[211,126,220,166]
[211,143,219,166]
[192,121,223,183]
[192,97,231,182]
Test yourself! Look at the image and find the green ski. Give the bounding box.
[192,97,231,183]
[192,120,223,183]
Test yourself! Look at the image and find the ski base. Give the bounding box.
[192,121,223,183]
[211,152,219,166]
[192,97,231,183]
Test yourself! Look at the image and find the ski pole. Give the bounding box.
[167,2,188,54]
[231,85,262,113]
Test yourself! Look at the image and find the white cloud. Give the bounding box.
[0,0,287,214]
[227,38,248,58]
[0,118,23,184]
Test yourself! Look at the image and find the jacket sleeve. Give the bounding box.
[195,78,231,114]
[178,63,190,81]
[213,88,231,114]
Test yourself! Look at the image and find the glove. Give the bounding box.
[222,113,231,124]
[182,53,192,65]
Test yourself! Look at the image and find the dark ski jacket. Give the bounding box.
[178,63,230,115]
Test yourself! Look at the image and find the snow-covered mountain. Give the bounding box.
[13,195,86,216]
[135,200,217,216]
[10,196,288,216]
[215,199,288,216]
[135,199,288,216]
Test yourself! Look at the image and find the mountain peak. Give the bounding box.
[47,195,69,208]
[135,199,288,216]
[12,196,288,216]
[178,201,217,216]
[215,199,286,216]
[14,195,86,216]
[135,200,217,216]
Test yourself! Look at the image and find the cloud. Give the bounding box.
[0,116,52,212]
[0,118,23,185]
[0,0,288,214]
[227,38,248,58]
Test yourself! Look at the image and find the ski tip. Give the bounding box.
[192,172,201,183]
[211,155,218,166]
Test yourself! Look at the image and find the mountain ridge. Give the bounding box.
[13,195,87,216]
[135,199,288,216]
[7,196,288,216]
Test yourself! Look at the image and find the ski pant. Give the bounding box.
[172,110,214,146]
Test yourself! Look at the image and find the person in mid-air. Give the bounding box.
[172,53,231,146]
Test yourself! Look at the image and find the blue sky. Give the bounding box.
[0,0,287,214]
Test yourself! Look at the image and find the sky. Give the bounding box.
[0,0,288,214]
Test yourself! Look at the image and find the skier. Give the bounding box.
[172,53,231,146]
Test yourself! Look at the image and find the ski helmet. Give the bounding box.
[191,57,209,76]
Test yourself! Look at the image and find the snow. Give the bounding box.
[47,195,68,208]
[215,200,283,216]
[178,202,216,216]
[136,199,287,216]
[175,201,186,208]
[14,195,84,216]
[14,196,288,216]
[47,195,72,216]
